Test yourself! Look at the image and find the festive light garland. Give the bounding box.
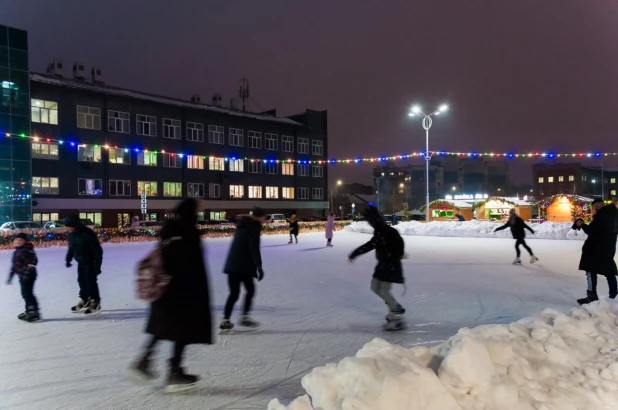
[4,132,617,165]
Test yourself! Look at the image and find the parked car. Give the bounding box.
[44,219,95,229]
[300,216,322,222]
[266,214,287,223]
[197,220,235,225]
[0,221,44,231]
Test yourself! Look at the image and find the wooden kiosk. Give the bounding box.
[424,200,474,221]
[473,197,533,221]
[540,195,593,222]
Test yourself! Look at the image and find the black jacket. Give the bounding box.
[289,219,299,235]
[494,216,534,240]
[349,225,405,283]
[223,216,263,276]
[8,242,37,282]
[66,223,103,272]
[579,205,618,276]
[146,200,213,344]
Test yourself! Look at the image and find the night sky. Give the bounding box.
[3,0,618,186]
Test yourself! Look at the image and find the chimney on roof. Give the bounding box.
[46,60,64,77]
[91,67,104,84]
[190,94,201,103]
[212,93,222,106]
[73,62,86,80]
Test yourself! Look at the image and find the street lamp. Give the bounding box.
[409,104,449,221]
[374,175,385,213]
[331,180,343,211]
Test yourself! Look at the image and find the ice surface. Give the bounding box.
[0,232,607,409]
[346,220,588,240]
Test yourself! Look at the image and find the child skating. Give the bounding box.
[288,214,299,244]
[348,207,406,331]
[494,208,538,265]
[7,233,40,322]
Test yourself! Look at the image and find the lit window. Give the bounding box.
[210,211,225,220]
[248,131,262,149]
[32,142,59,160]
[612,190,617,196]
[138,181,158,196]
[299,187,309,199]
[109,180,131,196]
[31,99,58,124]
[78,178,103,195]
[230,185,244,198]
[33,212,59,223]
[548,177,554,183]
[298,164,309,177]
[312,188,323,199]
[312,165,323,178]
[266,186,278,199]
[109,148,130,165]
[248,161,262,173]
[137,114,157,136]
[163,118,181,139]
[569,175,574,181]
[248,186,262,199]
[312,140,323,156]
[229,159,244,172]
[209,157,224,171]
[538,177,544,183]
[163,153,182,168]
[282,187,295,199]
[108,110,130,133]
[163,182,182,197]
[209,183,220,198]
[282,163,294,176]
[137,152,157,166]
[32,177,59,195]
[229,128,244,147]
[208,125,224,144]
[187,155,204,169]
[265,133,278,150]
[186,122,204,142]
[78,145,102,162]
[188,183,204,197]
[558,176,564,182]
[80,212,102,227]
[297,138,309,154]
[612,178,616,184]
[77,106,101,130]
[282,136,294,152]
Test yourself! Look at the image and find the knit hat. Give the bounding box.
[63,214,82,228]
[251,207,266,218]
[363,206,384,229]
[14,233,28,241]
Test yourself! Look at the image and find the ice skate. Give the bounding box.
[164,367,199,393]
[239,314,259,328]
[512,258,522,265]
[288,239,293,244]
[385,309,406,322]
[127,359,157,384]
[530,255,539,264]
[384,319,405,331]
[577,291,599,305]
[219,318,234,333]
[71,299,87,313]
[295,237,298,244]
[17,311,28,321]
[83,300,101,315]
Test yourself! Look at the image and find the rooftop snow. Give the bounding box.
[30,73,302,126]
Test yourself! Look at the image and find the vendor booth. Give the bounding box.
[539,195,593,223]
[473,197,533,221]
[423,200,473,221]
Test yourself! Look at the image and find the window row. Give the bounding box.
[30,100,324,154]
[538,175,575,183]
[31,142,324,176]
[31,178,324,199]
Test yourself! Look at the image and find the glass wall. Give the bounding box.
[0,25,30,222]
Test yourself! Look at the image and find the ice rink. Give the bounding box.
[0,231,601,409]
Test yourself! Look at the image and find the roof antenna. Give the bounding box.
[239,77,249,112]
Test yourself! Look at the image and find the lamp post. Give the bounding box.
[330,180,342,211]
[373,175,384,213]
[409,104,449,222]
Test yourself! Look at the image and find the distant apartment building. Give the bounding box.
[533,163,618,199]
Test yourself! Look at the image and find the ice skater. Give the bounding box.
[348,206,406,330]
[288,214,299,244]
[494,208,538,265]
[6,233,40,322]
[64,214,104,315]
[325,212,335,247]
[129,199,213,392]
[220,206,266,331]
[577,199,618,305]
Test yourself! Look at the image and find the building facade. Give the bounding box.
[27,69,328,227]
[532,163,618,199]
[0,24,31,222]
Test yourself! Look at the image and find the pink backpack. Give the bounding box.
[135,237,179,302]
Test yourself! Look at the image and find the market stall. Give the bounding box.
[538,194,593,223]
[473,197,533,221]
[422,200,474,221]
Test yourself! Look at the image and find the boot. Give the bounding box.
[164,366,199,393]
[71,299,87,313]
[219,317,234,331]
[128,358,157,383]
[239,314,259,328]
[577,291,599,305]
[84,299,101,315]
[17,311,28,321]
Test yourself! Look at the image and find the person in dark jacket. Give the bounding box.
[348,206,406,326]
[494,208,538,264]
[220,207,266,331]
[130,198,212,392]
[64,214,103,315]
[288,214,299,244]
[572,218,585,231]
[577,199,618,304]
[7,233,40,322]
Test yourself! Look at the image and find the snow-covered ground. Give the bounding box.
[346,220,588,240]
[0,231,611,409]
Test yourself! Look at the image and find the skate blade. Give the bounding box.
[71,309,87,313]
[163,382,199,394]
[126,369,156,385]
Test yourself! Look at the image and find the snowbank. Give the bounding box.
[345,220,588,240]
[268,300,618,410]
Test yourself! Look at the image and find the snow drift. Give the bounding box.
[268,300,618,410]
[345,220,588,240]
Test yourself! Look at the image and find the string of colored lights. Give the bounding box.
[4,131,617,164]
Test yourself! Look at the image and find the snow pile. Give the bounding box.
[345,220,588,240]
[268,300,618,410]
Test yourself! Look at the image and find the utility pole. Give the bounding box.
[239,77,250,112]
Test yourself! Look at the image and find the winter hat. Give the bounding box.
[364,206,384,229]
[592,199,604,206]
[14,233,28,241]
[63,214,82,228]
[251,207,266,218]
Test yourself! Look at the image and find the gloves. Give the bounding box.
[257,266,264,282]
[7,273,14,285]
[94,267,102,275]
[65,261,72,268]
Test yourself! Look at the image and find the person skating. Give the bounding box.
[325,212,335,247]
[288,214,299,244]
[577,199,618,305]
[221,207,266,331]
[64,214,104,315]
[129,198,213,392]
[7,233,40,322]
[494,208,538,265]
[348,206,406,330]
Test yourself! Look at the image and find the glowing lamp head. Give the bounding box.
[439,104,449,112]
[412,106,421,114]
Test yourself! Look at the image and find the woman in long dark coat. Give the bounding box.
[130,198,212,392]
